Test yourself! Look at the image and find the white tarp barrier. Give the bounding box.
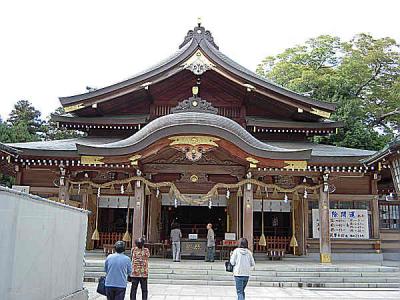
[0,187,88,300]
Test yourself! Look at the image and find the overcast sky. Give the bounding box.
[1,0,399,120]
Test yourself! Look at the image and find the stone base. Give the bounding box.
[60,289,88,300]
[308,252,383,261]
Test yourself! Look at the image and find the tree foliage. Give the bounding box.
[256,33,400,150]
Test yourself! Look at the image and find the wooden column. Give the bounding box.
[294,198,304,255]
[319,173,331,263]
[371,175,380,239]
[148,193,161,242]
[58,166,69,204]
[227,193,237,235]
[133,181,145,240]
[86,193,96,250]
[243,183,254,250]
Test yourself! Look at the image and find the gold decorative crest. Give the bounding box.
[182,50,215,75]
[310,107,331,119]
[64,103,85,113]
[129,154,142,166]
[283,160,307,170]
[169,136,219,147]
[246,157,259,168]
[80,155,104,165]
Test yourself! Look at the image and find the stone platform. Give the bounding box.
[84,251,400,289]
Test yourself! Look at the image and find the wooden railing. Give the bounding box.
[96,232,132,249]
[253,236,290,253]
[153,105,241,119]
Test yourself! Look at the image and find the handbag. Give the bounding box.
[97,276,106,296]
[225,261,234,272]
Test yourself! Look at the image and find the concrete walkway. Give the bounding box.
[84,283,400,299]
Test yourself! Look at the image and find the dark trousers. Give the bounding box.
[130,277,148,300]
[106,287,126,300]
[234,276,249,300]
[206,246,215,262]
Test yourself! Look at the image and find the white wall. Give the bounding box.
[0,187,88,300]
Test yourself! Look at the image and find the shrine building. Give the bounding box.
[1,23,397,263]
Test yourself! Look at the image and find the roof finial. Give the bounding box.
[197,17,202,27]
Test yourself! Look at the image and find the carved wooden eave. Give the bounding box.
[58,24,335,118]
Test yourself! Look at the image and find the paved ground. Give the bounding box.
[84,283,400,299]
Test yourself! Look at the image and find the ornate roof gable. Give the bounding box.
[179,24,219,50]
[171,96,218,114]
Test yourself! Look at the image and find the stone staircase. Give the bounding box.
[84,252,400,288]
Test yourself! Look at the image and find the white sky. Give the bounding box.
[0,0,399,121]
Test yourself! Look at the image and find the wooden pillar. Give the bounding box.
[148,193,161,242]
[227,193,237,236]
[86,193,96,250]
[133,181,145,240]
[319,173,331,263]
[294,198,304,255]
[58,166,69,204]
[243,183,254,251]
[371,175,380,239]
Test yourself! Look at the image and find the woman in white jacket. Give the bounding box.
[229,238,255,300]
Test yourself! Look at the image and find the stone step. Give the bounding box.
[84,271,400,284]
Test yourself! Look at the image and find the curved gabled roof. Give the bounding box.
[76,111,312,160]
[59,24,335,113]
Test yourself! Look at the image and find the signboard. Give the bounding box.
[312,209,369,239]
[225,233,236,240]
[12,185,30,194]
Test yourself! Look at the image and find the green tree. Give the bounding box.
[7,100,44,136]
[257,34,400,150]
[43,107,83,140]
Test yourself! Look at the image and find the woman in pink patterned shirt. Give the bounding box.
[130,238,150,300]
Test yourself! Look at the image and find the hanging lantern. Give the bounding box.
[303,188,308,199]
[237,186,243,197]
[255,185,262,198]
[145,184,151,196]
[121,184,125,194]
[272,187,279,198]
[126,182,133,193]
[284,193,288,203]
[226,189,230,199]
[208,198,212,209]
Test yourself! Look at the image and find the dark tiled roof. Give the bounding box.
[52,114,149,125]
[362,135,400,164]
[59,25,336,113]
[76,111,312,160]
[246,116,342,129]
